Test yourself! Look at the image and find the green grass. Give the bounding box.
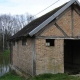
[30,73,80,80]
[2,50,10,56]
[0,72,25,80]
[1,73,80,80]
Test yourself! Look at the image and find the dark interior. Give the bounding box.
[64,40,80,74]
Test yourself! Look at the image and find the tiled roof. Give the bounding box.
[10,2,68,40]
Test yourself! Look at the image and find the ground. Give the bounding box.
[30,73,80,80]
[0,72,25,80]
[1,72,80,80]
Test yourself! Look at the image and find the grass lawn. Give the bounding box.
[2,50,10,56]
[1,72,80,80]
[30,73,80,80]
[0,72,25,80]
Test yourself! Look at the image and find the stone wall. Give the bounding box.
[12,38,33,76]
[35,39,64,75]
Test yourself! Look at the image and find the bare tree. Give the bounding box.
[0,13,34,51]
[26,13,34,23]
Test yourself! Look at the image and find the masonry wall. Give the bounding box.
[40,9,80,38]
[35,7,80,75]
[57,9,72,36]
[35,39,64,75]
[35,9,80,75]
[74,10,80,36]
[11,6,80,76]
[56,9,80,37]
[35,9,72,75]
[41,24,64,37]
[12,38,33,76]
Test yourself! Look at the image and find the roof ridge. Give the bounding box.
[29,0,80,36]
[10,0,80,40]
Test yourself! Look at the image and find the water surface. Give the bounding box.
[0,54,10,76]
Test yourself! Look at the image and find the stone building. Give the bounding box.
[9,0,80,76]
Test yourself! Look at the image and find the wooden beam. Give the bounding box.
[32,38,36,76]
[73,5,80,15]
[55,23,69,37]
[74,8,80,15]
[36,36,80,39]
[35,7,71,37]
[71,6,74,36]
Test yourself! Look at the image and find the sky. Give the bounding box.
[0,0,80,17]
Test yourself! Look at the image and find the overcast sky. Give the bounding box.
[0,0,80,17]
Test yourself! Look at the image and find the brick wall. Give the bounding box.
[74,11,80,36]
[12,38,33,76]
[57,9,72,36]
[35,39,64,75]
[11,7,80,76]
[35,9,80,75]
[41,9,72,37]
[35,10,71,75]
[41,24,64,37]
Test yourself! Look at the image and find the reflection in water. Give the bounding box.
[0,54,10,76]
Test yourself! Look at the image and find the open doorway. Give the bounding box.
[64,39,80,74]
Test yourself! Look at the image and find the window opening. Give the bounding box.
[22,39,27,45]
[46,39,55,46]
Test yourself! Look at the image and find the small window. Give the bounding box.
[13,41,15,46]
[22,39,27,45]
[46,39,55,46]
